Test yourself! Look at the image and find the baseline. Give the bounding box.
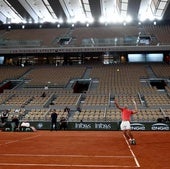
[0,153,138,168]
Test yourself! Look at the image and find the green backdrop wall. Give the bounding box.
[30,121,170,131]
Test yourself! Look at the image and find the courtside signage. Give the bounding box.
[151,123,169,131]
[28,121,170,131]
[74,122,115,130]
[75,123,92,129]
[131,123,146,131]
[95,123,112,129]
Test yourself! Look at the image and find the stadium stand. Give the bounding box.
[0,63,169,126]
[0,23,170,131]
[0,28,70,47]
[0,25,170,47]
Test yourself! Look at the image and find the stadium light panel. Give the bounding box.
[123,22,126,26]
[57,18,63,23]
[22,19,27,24]
[99,14,132,24]
[153,21,157,25]
[138,0,169,22]
[138,21,142,25]
[86,23,89,27]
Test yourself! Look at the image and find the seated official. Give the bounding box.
[11,116,20,131]
[59,117,68,130]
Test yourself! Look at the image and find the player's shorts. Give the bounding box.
[120,121,131,130]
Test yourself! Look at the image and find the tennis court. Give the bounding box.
[0,131,169,169]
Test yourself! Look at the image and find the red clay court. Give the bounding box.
[0,130,169,169]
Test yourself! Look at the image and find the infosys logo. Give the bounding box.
[75,123,92,129]
[151,123,169,131]
[95,123,111,129]
[131,123,145,131]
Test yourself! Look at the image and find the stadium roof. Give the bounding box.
[0,0,170,26]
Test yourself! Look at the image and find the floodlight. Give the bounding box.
[86,23,89,27]
[125,15,132,23]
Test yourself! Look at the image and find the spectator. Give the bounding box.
[77,106,81,112]
[41,92,46,97]
[14,109,20,113]
[64,106,70,113]
[64,106,70,117]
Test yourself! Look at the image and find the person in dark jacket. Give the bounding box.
[11,116,20,131]
[1,110,9,123]
[50,109,58,131]
[59,116,68,130]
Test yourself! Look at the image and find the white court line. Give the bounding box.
[0,153,138,168]
[0,140,9,146]
[0,134,40,146]
[0,153,133,158]
[4,134,41,145]
[0,163,138,168]
[123,135,140,168]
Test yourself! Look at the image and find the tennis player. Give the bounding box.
[114,99,138,145]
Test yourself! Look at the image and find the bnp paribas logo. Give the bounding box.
[151,123,169,131]
[131,123,145,131]
[37,123,43,129]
